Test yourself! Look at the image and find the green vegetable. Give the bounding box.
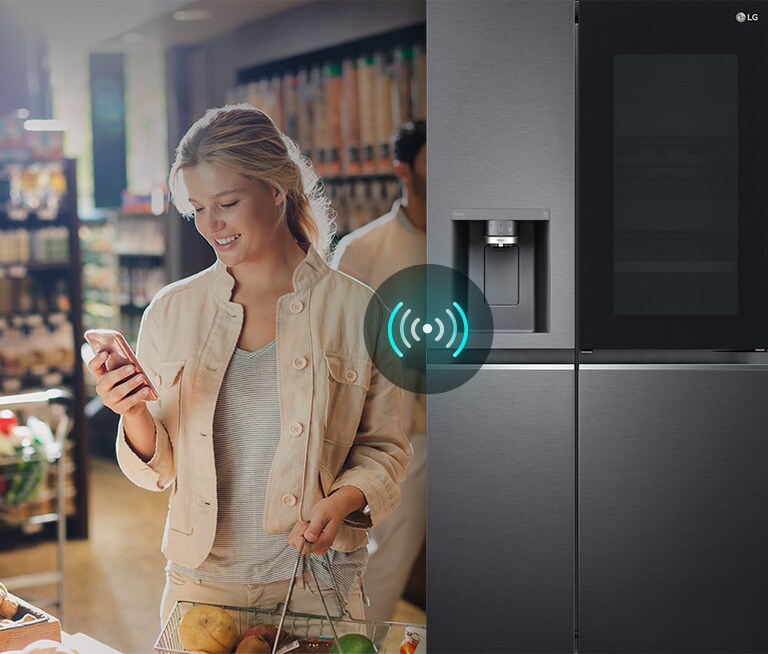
[329,634,377,654]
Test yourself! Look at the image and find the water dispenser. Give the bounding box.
[452,208,550,333]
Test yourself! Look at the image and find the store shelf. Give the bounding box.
[0,159,89,539]
[115,211,167,346]
[229,24,424,230]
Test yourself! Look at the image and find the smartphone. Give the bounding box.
[83,329,159,401]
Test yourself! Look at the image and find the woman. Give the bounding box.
[87,104,410,624]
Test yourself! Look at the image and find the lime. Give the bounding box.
[329,633,377,654]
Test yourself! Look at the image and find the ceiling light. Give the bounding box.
[24,119,69,132]
[172,9,212,21]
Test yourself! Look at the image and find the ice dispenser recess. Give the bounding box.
[452,208,550,334]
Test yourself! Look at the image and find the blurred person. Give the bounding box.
[87,104,410,625]
[332,120,426,622]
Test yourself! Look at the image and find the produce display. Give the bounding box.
[176,605,380,654]
[0,410,56,508]
[0,582,63,647]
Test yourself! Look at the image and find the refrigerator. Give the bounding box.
[427,1,768,652]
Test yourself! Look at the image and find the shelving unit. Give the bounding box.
[229,24,426,237]
[115,212,167,346]
[0,158,89,538]
[80,212,118,334]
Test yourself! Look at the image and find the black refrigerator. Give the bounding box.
[428,1,768,652]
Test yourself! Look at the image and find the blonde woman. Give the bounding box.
[87,104,410,624]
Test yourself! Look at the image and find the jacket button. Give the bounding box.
[282,494,297,507]
[290,300,304,314]
[289,422,304,436]
[293,356,308,370]
[344,369,358,383]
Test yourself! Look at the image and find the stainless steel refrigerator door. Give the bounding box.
[427,0,575,349]
[429,365,575,653]
[579,364,768,653]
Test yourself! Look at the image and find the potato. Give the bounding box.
[178,605,239,653]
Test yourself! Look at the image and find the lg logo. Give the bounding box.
[736,11,758,22]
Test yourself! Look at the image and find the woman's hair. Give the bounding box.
[169,103,336,261]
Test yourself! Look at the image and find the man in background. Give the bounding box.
[331,120,426,622]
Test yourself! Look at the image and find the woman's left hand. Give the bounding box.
[288,486,366,555]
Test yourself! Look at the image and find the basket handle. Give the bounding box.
[272,538,348,654]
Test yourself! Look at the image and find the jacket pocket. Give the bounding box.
[319,463,335,498]
[324,352,371,446]
[156,360,185,443]
[169,474,194,536]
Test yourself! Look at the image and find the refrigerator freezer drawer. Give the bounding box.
[429,365,575,653]
[579,365,768,653]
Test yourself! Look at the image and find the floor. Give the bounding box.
[0,458,426,653]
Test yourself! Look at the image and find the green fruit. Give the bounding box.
[329,633,377,654]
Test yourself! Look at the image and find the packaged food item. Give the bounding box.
[399,625,426,654]
[341,58,361,176]
[357,55,377,175]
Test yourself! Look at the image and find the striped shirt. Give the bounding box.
[171,340,367,604]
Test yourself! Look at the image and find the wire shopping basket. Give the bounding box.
[155,602,420,654]
[155,538,426,654]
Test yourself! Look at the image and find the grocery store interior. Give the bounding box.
[0,0,426,651]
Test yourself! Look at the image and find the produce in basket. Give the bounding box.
[329,634,377,654]
[234,635,271,653]
[178,604,239,653]
[234,625,290,653]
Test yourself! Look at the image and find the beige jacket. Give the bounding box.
[116,245,410,569]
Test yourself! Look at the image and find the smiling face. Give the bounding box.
[182,162,284,266]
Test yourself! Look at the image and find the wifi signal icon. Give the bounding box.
[387,301,469,359]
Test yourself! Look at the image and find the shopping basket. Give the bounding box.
[155,538,425,654]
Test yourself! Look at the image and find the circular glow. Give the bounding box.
[422,323,433,334]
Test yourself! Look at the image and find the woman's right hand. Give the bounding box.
[88,351,153,417]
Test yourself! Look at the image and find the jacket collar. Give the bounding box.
[210,243,329,302]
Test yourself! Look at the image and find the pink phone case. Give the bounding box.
[84,329,159,401]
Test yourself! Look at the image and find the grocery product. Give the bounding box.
[329,633,377,654]
[236,624,289,649]
[234,634,271,653]
[398,625,426,654]
[177,605,239,653]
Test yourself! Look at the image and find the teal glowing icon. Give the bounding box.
[387,300,469,358]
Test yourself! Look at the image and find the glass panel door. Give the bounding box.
[579,1,768,350]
